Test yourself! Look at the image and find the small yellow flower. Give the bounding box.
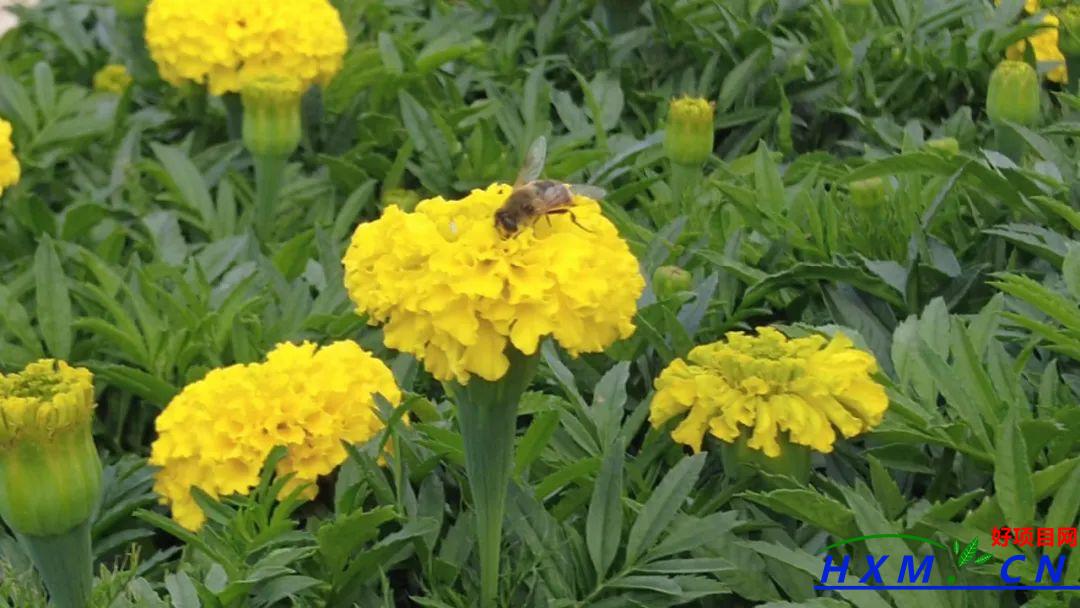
[343,184,644,384]
[93,64,133,95]
[149,341,400,531]
[0,119,19,197]
[144,0,347,96]
[1007,14,1068,83]
[649,327,888,457]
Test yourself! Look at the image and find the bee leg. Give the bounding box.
[545,209,594,233]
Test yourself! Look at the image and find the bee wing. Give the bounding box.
[568,183,607,201]
[515,136,547,186]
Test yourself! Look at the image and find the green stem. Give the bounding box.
[447,349,539,608]
[669,161,701,216]
[993,122,1025,164]
[1068,55,1080,94]
[254,154,286,243]
[16,520,93,608]
[224,93,244,141]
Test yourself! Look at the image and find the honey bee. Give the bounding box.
[494,136,606,238]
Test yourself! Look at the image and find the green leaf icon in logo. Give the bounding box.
[956,537,980,568]
[974,553,993,565]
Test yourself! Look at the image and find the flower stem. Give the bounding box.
[447,349,539,608]
[253,154,286,243]
[16,520,93,608]
[224,93,243,141]
[669,162,700,215]
[993,123,1025,164]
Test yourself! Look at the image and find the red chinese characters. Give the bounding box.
[991,527,1079,548]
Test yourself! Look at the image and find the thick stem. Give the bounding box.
[993,123,1026,164]
[254,154,286,243]
[669,161,701,215]
[1068,56,1080,94]
[447,349,539,608]
[17,520,93,608]
[224,93,244,141]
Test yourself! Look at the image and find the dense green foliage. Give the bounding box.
[1,0,1080,606]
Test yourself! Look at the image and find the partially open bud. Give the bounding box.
[1059,5,1080,57]
[987,60,1040,127]
[925,137,960,157]
[0,360,101,537]
[242,76,303,159]
[849,177,891,210]
[93,64,133,96]
[664,97,715,166]
[653,265,693,301]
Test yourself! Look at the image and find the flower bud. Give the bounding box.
[653,266,692,301]
[381,188,422,213]
[849,177,891,210]
[1059,5,1080,58]
[242,76,303,159]
[0,360,101,537]
[113,0,148,18]
[664,97,715,166]
[93,64,133,96]
[986,60,1040,127]
[925,137,960,157]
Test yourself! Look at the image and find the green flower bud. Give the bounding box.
[925,137,960,156]
[0,360,101,538]
[849,177,891,209]
[1059,5,1080,57]
[112,0,148,18]
[382,188,422,213]
[653,266,692,300]
[986,60,1040,127]
[93,64,133,96]
[242,76,303,159]
[664,97,715,166]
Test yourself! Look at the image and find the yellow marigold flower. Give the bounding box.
[649,327,888,457]
[0,359,95,445]
[343,184,644,384]
[149,341,400,531]
[92,64,133,95]
[0,119,19,197]
[144,0,347,96]
[1007,14,1068,83]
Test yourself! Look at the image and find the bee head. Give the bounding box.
[494,209,517,238]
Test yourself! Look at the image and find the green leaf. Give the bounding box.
[164,572,201,608]
[741,489,856,539]
[1044,461,1080,558]
[994,411,1035,529]
[956,537,979,567]
[625,453,705,567]
[587,441,624,579]
[34,236,73,359]
[150,143,216,228]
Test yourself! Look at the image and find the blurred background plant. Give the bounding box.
[0,0,1080,605]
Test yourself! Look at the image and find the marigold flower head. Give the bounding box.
[150,341,401,530]
[144,0,347,96]
[93,64,133,95]
[0,359,95,445]
[343,184,644,384]
[650,327,888,457]
[0,119,19,196]
[1007,14,1067,83]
